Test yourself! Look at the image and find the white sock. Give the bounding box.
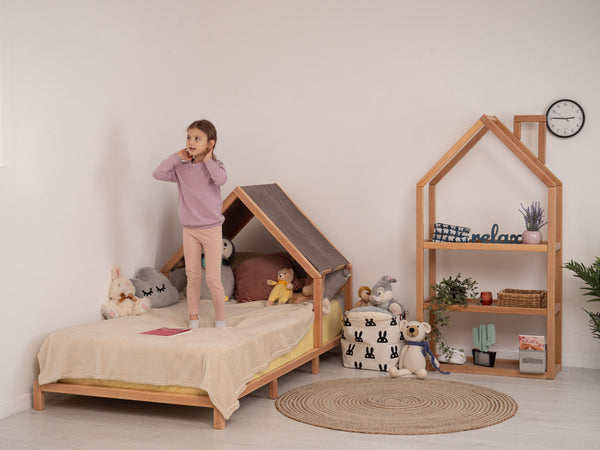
[215,319,227,328]
[189,319,199,329]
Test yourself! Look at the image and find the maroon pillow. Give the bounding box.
[233,252,303,303]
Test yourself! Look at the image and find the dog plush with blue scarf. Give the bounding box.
[389,320,449,379]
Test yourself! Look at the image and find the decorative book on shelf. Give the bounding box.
[140,327,192,336]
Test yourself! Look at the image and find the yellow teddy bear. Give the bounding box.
[266,268,295,306]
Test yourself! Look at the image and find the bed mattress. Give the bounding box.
[37,298,342,419]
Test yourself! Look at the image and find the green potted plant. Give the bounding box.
[428,273,479,360]
[519,201,548,245]
[564,256,600,339]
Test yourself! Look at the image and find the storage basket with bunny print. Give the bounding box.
[341,310,405,371]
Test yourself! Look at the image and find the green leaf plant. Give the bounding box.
[564,256,600,340]
[427,273,479,359]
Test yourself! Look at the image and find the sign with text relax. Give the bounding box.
[471,224,522,244]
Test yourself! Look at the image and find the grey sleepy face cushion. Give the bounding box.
[131,266,179,308]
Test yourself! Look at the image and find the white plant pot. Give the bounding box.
[437,348,467,365]
[522,230,542,245]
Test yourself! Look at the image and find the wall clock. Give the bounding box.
[546,99,585,138]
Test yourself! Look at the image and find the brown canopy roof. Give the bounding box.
[223,183,349,279]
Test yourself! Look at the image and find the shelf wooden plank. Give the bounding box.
[424,300,548,316]
[423,240,549,252]
[436,358,553,379]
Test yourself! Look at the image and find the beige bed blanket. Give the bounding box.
[37,299,314,419]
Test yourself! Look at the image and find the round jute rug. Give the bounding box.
[275,377,518,435]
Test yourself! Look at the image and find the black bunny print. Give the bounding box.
[377,331,388,343]
[345,344,355,356]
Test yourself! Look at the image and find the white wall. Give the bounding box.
[1,0,599,418]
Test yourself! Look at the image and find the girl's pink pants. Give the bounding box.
[182,226,226,321]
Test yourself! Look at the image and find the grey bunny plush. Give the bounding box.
[370,275,404,317]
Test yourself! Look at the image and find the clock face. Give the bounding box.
[546,99,585,138]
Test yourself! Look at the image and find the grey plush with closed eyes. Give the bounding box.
[131,266,179,308]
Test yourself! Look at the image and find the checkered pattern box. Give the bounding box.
[432,222,471,243]
[341,311,404,372]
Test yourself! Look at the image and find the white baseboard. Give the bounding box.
[0,393,32,420]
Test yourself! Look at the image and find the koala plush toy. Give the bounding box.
[369,275,404,316]
[266,268,295,306]
[101,266,151,319]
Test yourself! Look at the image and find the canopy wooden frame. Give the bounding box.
[161,183,354,349]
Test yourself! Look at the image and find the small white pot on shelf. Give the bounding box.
[437,348,467,365]
[522,230,542,244]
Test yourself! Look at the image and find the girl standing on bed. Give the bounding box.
[153,119,227,328]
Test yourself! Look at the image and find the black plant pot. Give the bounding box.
[472,349,496,367]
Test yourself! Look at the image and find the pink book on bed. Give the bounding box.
[140,327,192,336]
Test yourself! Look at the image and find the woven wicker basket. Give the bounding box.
[497,289,547,308]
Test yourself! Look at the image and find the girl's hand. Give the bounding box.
[202,148,214,163]
[178,148,192,161]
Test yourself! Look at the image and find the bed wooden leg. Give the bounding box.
[213,408,225,429]
[268,379,278,399]
[33,381,45,410]
[311,357,320,374]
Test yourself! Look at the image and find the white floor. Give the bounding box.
[1,349,599,450]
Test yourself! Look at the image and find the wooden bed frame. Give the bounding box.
[33,324,346,429]
[33,282,351,429]
[33,184,353,429]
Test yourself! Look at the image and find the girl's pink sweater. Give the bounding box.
[153,153,227,228]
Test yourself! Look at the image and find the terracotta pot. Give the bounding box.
[480,291,493,305]
[522,230,542,245]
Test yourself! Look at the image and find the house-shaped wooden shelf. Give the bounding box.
[416,114,563,379]
[161,183,353,347]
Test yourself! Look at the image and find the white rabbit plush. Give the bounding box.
[101,265,151,319]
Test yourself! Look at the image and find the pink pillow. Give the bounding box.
[233,252,303,303]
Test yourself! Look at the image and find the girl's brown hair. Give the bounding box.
[188,119,218,160]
